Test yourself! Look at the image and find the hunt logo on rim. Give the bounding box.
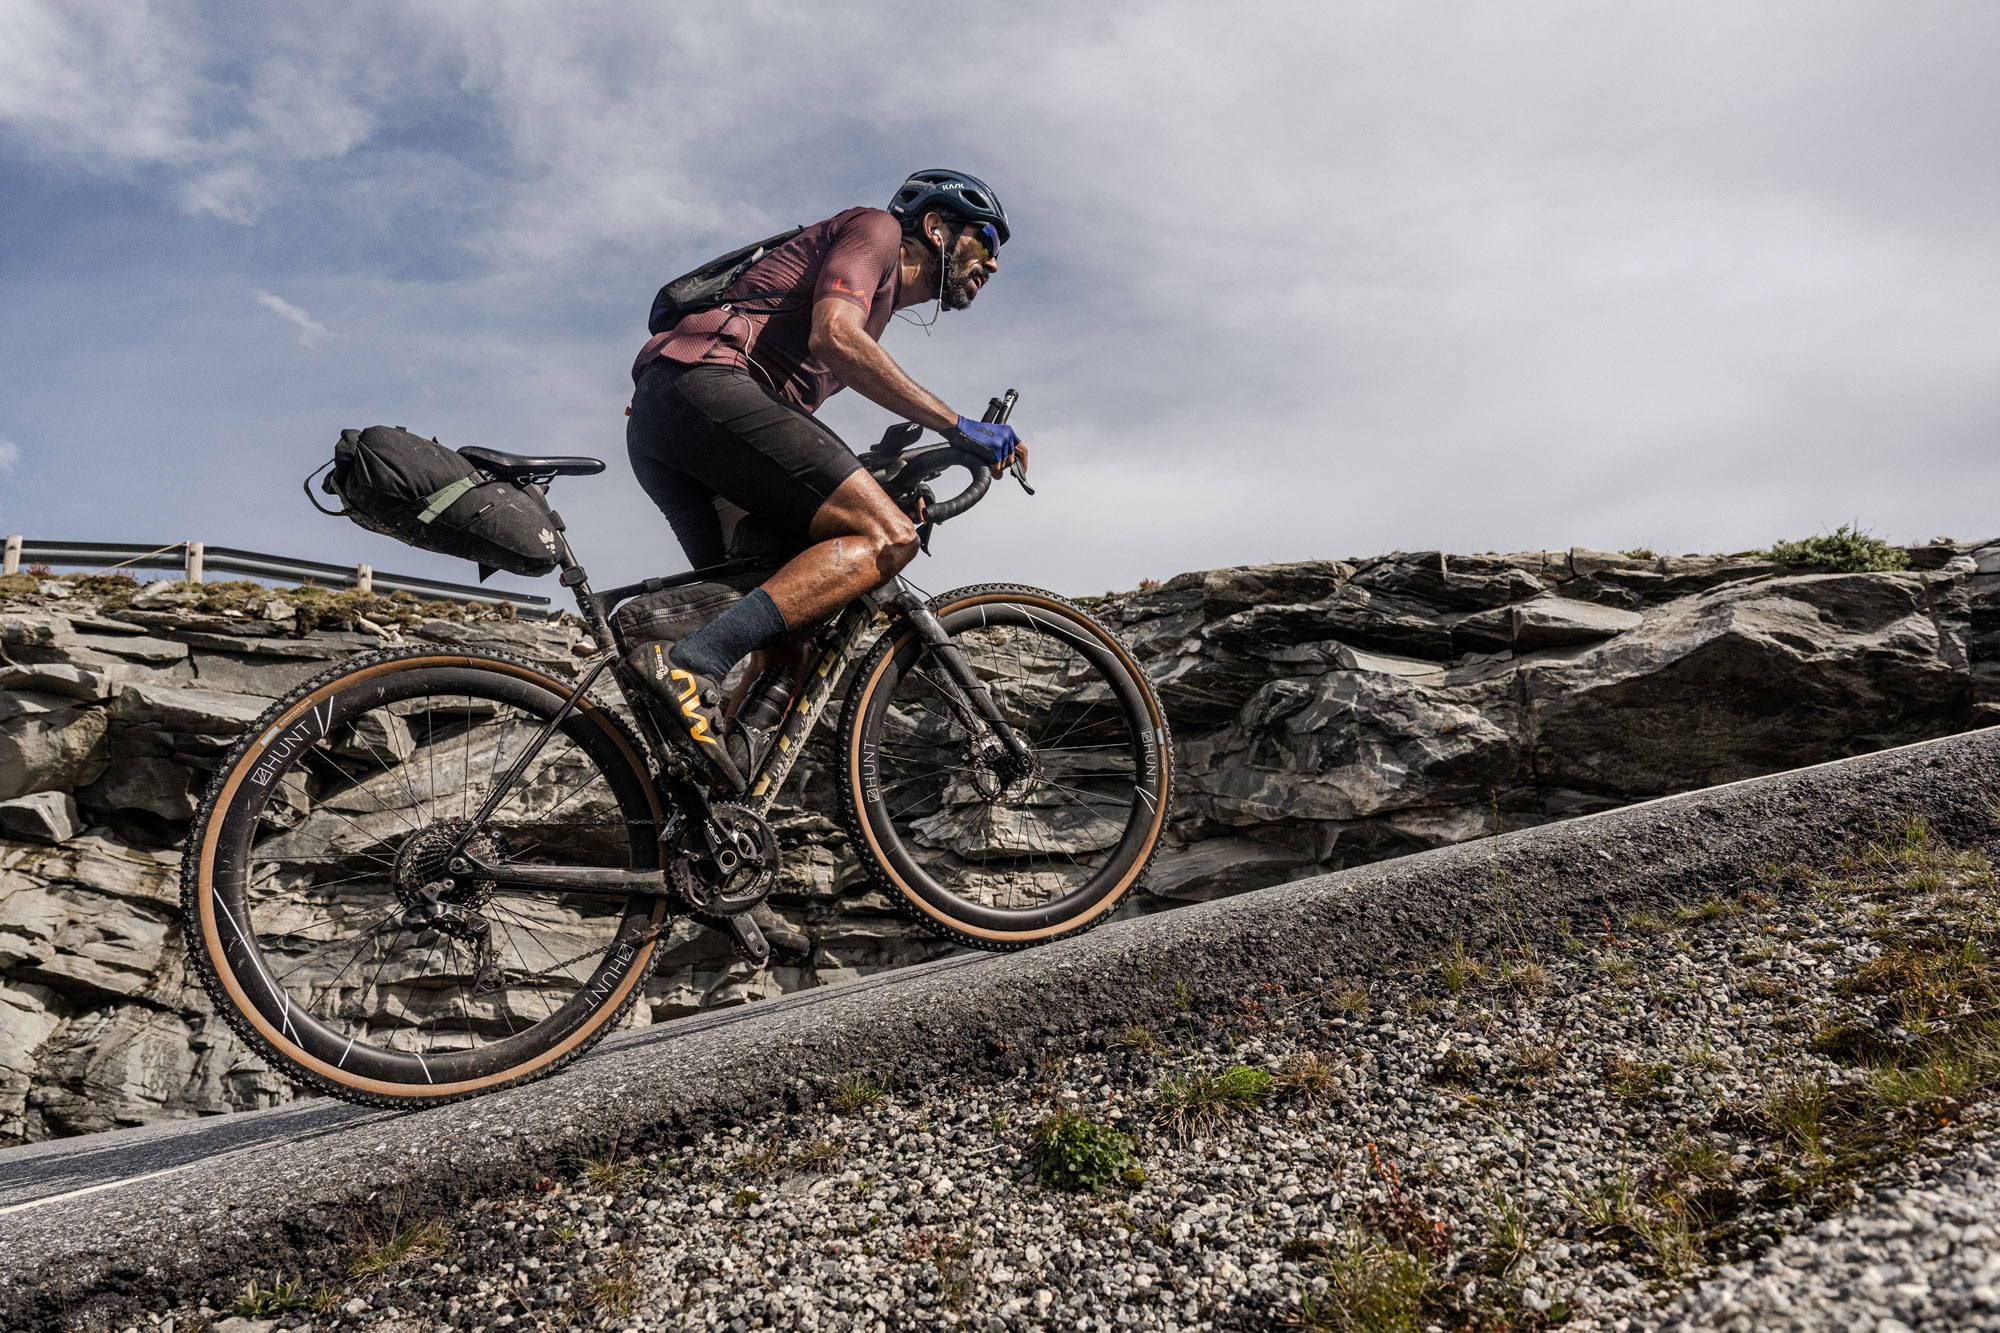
[247,701,334,787]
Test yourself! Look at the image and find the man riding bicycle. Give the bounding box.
[626,168,1025,803]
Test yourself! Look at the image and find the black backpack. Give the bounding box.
[647,225,805,335]
[308,426,561,579]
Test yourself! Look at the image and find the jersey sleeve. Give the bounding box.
[814,209,903,315]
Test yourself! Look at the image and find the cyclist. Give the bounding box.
[626,169,1024,796]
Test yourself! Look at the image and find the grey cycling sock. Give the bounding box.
[669,588,789,680]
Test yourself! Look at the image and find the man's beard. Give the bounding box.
[940,252,979,311]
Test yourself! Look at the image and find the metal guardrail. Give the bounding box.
[1,537,553,617]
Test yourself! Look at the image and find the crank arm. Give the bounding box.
[457,851,671,897]
[720,911,770,967]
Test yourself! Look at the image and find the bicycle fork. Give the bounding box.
[883,582,1036,772]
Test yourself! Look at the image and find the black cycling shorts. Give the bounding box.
[626,359,863,568]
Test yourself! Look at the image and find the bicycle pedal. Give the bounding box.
[721,911,770,967]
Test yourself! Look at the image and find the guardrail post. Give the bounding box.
[355,564,373,594]
[2,537,19,576]
[184,542,204,584]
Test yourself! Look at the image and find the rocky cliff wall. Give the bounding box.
[1,540,1994,1142]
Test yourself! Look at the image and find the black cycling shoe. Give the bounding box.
[642,646,747,793]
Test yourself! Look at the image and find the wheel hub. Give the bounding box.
[393,820,507,912]
[967,737,1038,802]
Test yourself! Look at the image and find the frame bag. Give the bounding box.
[309,426,561,579]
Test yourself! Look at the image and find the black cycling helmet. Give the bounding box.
[887,168,1009,246]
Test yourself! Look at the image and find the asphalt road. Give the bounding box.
[7,727,2000,1331]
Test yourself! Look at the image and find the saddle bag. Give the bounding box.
[309,426,561,579]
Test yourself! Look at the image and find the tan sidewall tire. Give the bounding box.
[181,647,668,1108]
[839,585,1171,951]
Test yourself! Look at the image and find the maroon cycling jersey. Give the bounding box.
[631,206,904,413]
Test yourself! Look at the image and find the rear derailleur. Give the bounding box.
[399,881,507,995]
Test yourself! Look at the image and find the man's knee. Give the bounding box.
[878,519,920,574]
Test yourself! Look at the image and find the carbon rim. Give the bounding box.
[198,659,664,1092]
[852,596,1166,936]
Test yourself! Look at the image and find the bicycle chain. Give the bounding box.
[454,818,777,966]
[474,920,673,995]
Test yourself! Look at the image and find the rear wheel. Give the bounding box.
[839,584,1172,950]
[181,647,670,1108]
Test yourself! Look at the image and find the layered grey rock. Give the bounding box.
[0,541,1995,1142]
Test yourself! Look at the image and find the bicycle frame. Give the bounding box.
[443,497,1036,963]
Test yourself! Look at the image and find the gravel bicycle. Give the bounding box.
[181,392,1174,1107]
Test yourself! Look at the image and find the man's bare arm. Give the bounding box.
[809,299,956,432]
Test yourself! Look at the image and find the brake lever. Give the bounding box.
[1010,456,1035,495]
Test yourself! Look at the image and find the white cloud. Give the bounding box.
[6,2,2000,591]
[0,1,402,224]
[254,290,333,349]
[0,439,19,475]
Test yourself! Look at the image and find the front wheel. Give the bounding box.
[839,584,1172,950]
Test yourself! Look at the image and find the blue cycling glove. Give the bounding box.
[950,415,1020,466]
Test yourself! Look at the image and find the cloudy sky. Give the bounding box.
[2,1,1996,604]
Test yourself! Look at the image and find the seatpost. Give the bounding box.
[546,519,616,650]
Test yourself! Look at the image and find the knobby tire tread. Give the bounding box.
[178,644,667,1111]
[836,583,1172,953]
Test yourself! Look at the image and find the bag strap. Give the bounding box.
[417,476,481,524]
[303,459,347,517]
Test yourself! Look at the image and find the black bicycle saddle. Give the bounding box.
[460,446,605,480]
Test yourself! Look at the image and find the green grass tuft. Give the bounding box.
[1762,523,1910,573]
[1029,1107,1137,1193]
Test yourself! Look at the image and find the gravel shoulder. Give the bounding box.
[158,781,2000,1331]
[10,727,2000,1331]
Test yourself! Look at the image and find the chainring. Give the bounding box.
[667,802,780,920]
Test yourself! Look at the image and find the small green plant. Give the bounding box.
[581,1154,647,1193]
[1596,951,1639,987]
[1622,547,1658,560]
[585,1247,643,1317]
[1299,1234,1438,1331]
[1326,982,1372,1015]
[348,1218,452,1278]
[1762,1076,1833,1162]
[1150,1064,1274,1140]
[1604,1058,1671,1102]
[1118,1024,1159,1052]
[832,1074,887,1114]
[1029,1107,1138,1192]
[1274,1050,1343,1105]
[1430,1049,1481,1087]
[1497,955,1548,995]
[732,1187,762,1208]
[1763,523,1909,573]
[1438,940,1485,995]
[797,1137,844,1172]
[233,1278,310,1317]
[1509,1042,1562,1076]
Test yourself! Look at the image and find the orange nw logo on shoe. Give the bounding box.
[669,668,718,746]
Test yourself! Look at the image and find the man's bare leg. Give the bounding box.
[726,470,918,712]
